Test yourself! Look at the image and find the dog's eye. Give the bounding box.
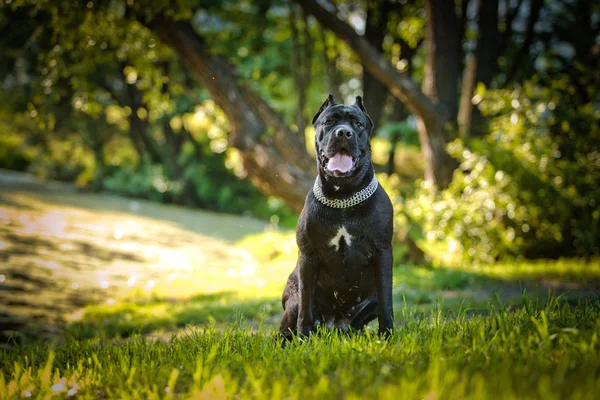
[324,120,333,126]
[355,121,363,129]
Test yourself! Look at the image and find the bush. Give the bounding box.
[27,137,96,185]
[404,79,600,264]
[100,141,297,228]
[103,162,183,202]
[0,131,30,171]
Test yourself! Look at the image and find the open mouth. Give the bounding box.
[320,151,360,176]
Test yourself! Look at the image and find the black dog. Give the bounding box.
[279,94,394,340]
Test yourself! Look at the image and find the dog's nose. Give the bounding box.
[336,129,353,138]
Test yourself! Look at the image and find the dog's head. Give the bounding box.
[312,94,374,186]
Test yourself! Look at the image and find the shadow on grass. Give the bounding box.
[64,266,600,341]
[0,221,150,344]
[0,169,273,343]
[392,265,600,317]
[67,291,281,340]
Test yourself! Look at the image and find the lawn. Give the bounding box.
[2,299,600,399]
[1,170,600,399]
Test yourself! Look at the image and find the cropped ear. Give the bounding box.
[354,96,374,134]
[312,94,336,125]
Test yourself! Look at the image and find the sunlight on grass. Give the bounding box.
[63,228,599,340]
[2,299,600,399]
[2,172,600,399]
[472,258,600,280]
[0,180,275,341]
[1,174,599,345]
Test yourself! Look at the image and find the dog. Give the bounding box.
[279,94,394,340]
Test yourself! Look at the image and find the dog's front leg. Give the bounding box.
[297,252,318,337]
[374,245,394,336]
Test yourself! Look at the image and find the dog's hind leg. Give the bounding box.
[279,270,300,341]
[349,295,378,331]
[279,299,298,341]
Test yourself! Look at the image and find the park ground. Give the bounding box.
[1,169,599,398]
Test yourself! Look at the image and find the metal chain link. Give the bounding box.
[312,175,378,209]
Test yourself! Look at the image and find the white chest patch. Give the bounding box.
[329,226,353,251]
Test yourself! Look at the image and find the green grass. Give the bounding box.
[2,170,600,398]
[2,298,600,399]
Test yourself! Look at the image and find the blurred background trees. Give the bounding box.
[0,0,598,264]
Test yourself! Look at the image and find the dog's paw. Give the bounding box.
[297,325,314,338]
[378,327,393,340]
[280,329,294,340]
[298,329,313,338]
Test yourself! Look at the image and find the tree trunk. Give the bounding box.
[181,124,203,163]
[497,0,525,59]
[126,124,147,161]
[458,0,499,138]
[386,43,415,176]
[386,98,410,175]
[458,0,471,68]
[79,115,109,191]
[289,3,311,142]
[504,0,543,84]
[318,26,343,102]
[160,62,185,156]
[162,118,182,158]
[123,79,163,164]
[362,0,392,129]
[418,0,462,187]
[422,0,461,122]
[95,76,147,162]
[297,0,457,189]
[146,15,315,212]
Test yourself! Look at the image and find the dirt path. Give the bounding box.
[0,170,271,341]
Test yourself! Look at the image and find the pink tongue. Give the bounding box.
[327,153,353,173]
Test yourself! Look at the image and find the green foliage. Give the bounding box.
[0,123,29,172]
[100,144,296,225]
[0,1,297,225]
[376,120,420,148]
[26,136,96,185]
[103,162,182,202]
[405,78,600,264]
[1,0,598,266]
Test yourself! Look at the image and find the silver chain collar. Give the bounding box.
[313,175,379,209]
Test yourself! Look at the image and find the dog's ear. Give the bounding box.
[312,94,336,125]
[354,96,374,134]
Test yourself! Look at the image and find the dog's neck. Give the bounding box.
[316,163,375,200]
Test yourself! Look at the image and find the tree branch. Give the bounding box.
[296,0,458,189]
[143,14,315,212]
[295,0,439,123]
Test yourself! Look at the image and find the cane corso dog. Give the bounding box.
[279,94,394,340]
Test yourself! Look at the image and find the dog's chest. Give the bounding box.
[298,204,376,263]
[315,222,376,306]
[328,226,353,251]
[318,223,372,262]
